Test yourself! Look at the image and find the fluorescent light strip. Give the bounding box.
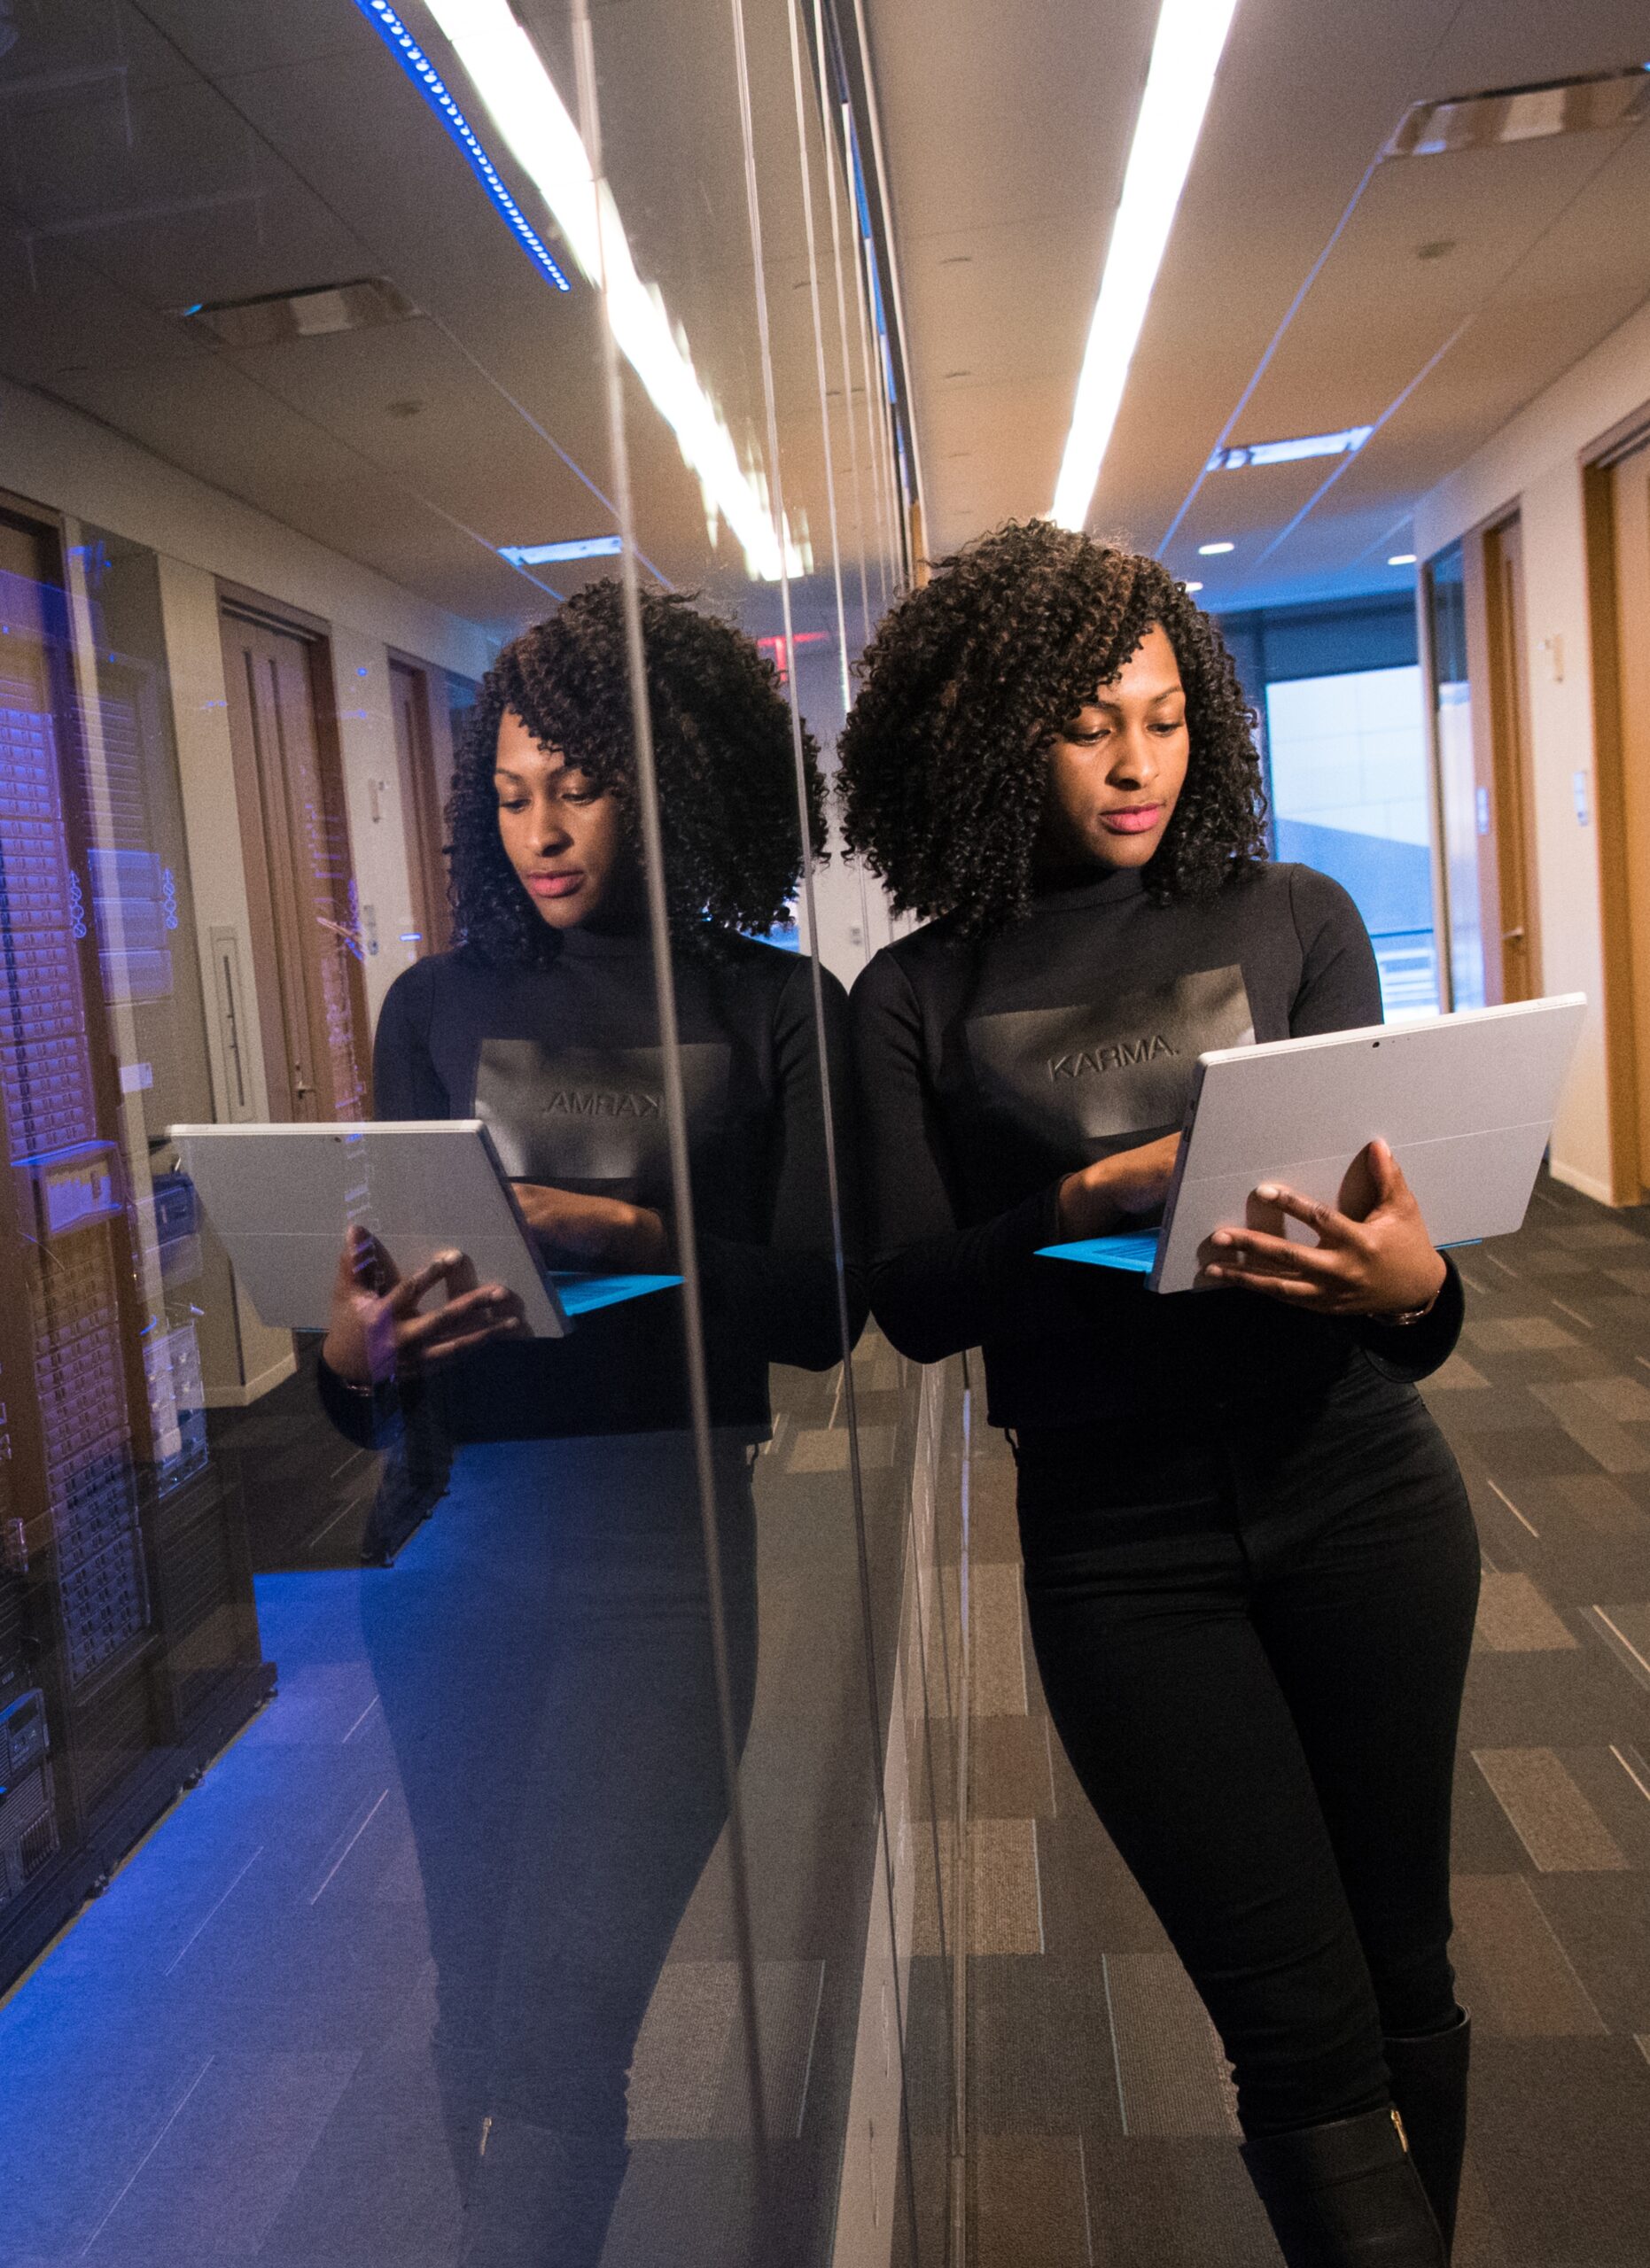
[421,0,803,583]
[1051,0,1241,532]
[500,534,623,565]
[1207,424,1373,471]
[354,1,571,291]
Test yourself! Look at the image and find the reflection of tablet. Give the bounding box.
[167,1121,681,1336]
[1039,993,1587,1295]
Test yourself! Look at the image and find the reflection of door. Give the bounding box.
[1483,517,1541,1003]
[1602,443,1650,1196]
[390,658,450,955]
[220,605,367,1121]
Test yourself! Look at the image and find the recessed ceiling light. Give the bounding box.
[1051,0,1242,531]
[500,534,623,565]
[1388,553,1418,567]
[1197,540,1234,555]
[1208,425,1373,471]
[1385,63,1650,159]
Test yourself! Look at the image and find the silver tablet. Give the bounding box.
[1152,993,1587,1293]
[167,1120,572,1336]
[1039,993,1587,1294]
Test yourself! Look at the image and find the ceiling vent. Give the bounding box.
[1385,63,1650,158]
[179,277,418,347]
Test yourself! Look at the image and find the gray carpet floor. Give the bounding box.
[938,1170,1650,2266]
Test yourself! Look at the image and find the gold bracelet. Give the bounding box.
[1374,1281,1444,1328]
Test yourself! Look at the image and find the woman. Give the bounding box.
[840,523,1475,2267]
[318,582,860,2265]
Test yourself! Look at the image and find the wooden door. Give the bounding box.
[1607,446,1650,1193]
[219,606,367,1121]
[389,658,450,956]
[1483,517,1542,1004]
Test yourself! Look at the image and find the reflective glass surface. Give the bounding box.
[0,6,954,2264]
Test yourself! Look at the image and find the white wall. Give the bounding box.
[802,822,909,995]
[0,377,492,680]
[152,554,294,1402]
[1413,293,1650,1203]
[329,633,426,1029]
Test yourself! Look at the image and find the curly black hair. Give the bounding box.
[837,520,1267,933]
[447,580,825,962]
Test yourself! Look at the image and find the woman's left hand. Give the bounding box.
[512,1182,671,1272]
[1194,1138,1447,1319]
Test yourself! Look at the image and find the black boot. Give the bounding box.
[1383,2009,1470,2257]
[1241,2103,1446,2266]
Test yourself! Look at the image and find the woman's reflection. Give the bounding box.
[315,584,861,2265]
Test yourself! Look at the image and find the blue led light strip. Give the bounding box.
[353,0,571,293]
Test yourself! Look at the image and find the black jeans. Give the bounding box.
[1013,1353,1479,2140]
[362,1430,759,2263]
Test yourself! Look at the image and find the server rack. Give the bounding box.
[0,503,271,1992]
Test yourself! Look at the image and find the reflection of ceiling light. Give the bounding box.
[1388,553,1417,567]
[1386,64,1650,158]
[1183,580,1203,592]
[354,1,571,291]
[1051,0,1241,532]
[417,0,805,582]
[1208,425,1373,471]
[180,277,417,346]
[500,535,622,565]
[1198,540,1234,555]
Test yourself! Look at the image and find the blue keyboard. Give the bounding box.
[1035,1232,1161,1274]
[550,1272,682,1316]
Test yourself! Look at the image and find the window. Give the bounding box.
[1265,664,1441,1017]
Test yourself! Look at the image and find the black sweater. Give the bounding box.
[849,862,1463,1433]
[320,926,861,1442]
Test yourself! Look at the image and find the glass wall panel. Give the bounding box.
[571,0,947,2256]
[0,5,949,2267]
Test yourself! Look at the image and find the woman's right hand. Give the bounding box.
[321,1225,530,1386]
[1056,1132,1182,1240]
